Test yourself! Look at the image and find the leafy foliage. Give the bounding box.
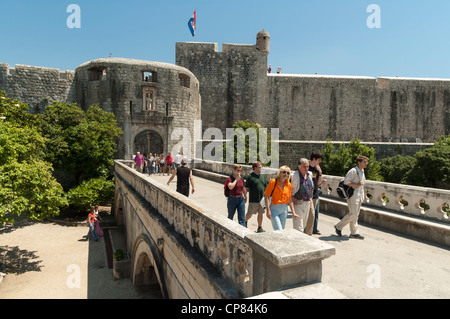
[380,134,450,189]
[0,92,122,222]
[222,119,277,166]
[379,155,417,184]
[0,92,68,223]
[66,176,115,211]
[38,102,123,187]
[320,139,383,181]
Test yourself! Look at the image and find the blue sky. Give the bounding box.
[2,0,450,78]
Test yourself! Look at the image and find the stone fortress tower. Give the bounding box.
[176,31,270,131]
[74,58,201,160]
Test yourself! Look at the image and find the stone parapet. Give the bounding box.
[115,159,335,298]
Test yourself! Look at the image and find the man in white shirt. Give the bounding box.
[174,151,182,168]
[334,155,368,240]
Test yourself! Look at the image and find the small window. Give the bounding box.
[143,71,157,82]
[88,67,107,81]
[179,74,190,88]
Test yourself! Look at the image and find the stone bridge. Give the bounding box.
[113,159,450,299]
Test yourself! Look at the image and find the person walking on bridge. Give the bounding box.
[264,166,299,231]
[167,157,195,197]
[245,161,268,233]
[225,164,247,227]
[334,155,368,240]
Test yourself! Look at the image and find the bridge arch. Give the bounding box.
[131,235,169,299]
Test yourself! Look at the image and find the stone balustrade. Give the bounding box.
[322,175,450,224]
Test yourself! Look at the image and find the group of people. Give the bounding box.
[134,151,184,176]
[135,149,368,239]
[225,151,368,239]
[86,205,103,241]
[224,152,322,234]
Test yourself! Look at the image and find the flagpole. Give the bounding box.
[195,8,197,42]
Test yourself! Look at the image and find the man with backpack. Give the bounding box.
[334,155,368,240]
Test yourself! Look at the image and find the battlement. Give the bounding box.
[176,42,257,54]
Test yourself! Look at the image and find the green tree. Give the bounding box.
[378,134,450,189]
[66,176,115,212]
[222,119,277,166]
[321,139,383,181]
[379,155,417,184]
[38,102,123,186]
[0,92,68,223]
[408,134,450,189]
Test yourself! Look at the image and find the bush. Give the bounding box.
[66,176,115,211]
[321,139,383,181]
[413,135,450,189]
[380,155,417,184]
[378,134,450,189]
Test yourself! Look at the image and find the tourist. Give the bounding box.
[147,153,155,175]
[225,164,247,227]
[154,153,159,174]
[334,155,368,240]
[159,154,165,175]
[291,158,314,234]
[174,150,183,168]
[264,165,299,231]
[245,161,268,233]
[86,207,98,241]
[134,152,144,173]
[309,151,326,235]
[93,205,103,237]
[166,152,174,176]
[167,157,195,197]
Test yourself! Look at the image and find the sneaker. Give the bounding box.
[257,226,265,233]
[349,234,365,240]
[334,226,342,237]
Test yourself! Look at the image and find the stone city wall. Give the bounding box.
[0,63,75,112]
[175,40,449,144]
[269,74,450,143]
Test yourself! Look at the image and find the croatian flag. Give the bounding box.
[188,10,196,37]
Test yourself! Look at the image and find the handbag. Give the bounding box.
[260,179,277,208]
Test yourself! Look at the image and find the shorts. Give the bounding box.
[247,202,265,215]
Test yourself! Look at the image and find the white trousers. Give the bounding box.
[293,200,311,233]
[335,198,362,235]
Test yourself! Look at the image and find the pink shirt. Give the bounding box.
[134,155,143,166]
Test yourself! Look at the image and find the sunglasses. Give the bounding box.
[281,171,289,174]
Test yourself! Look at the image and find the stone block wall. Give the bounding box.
[0,63,75,111]
[176,42,268,131]
[266,74,449,143]
[176,38,450,144]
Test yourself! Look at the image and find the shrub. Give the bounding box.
[321,139,383,181]
[66,176,115,211]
